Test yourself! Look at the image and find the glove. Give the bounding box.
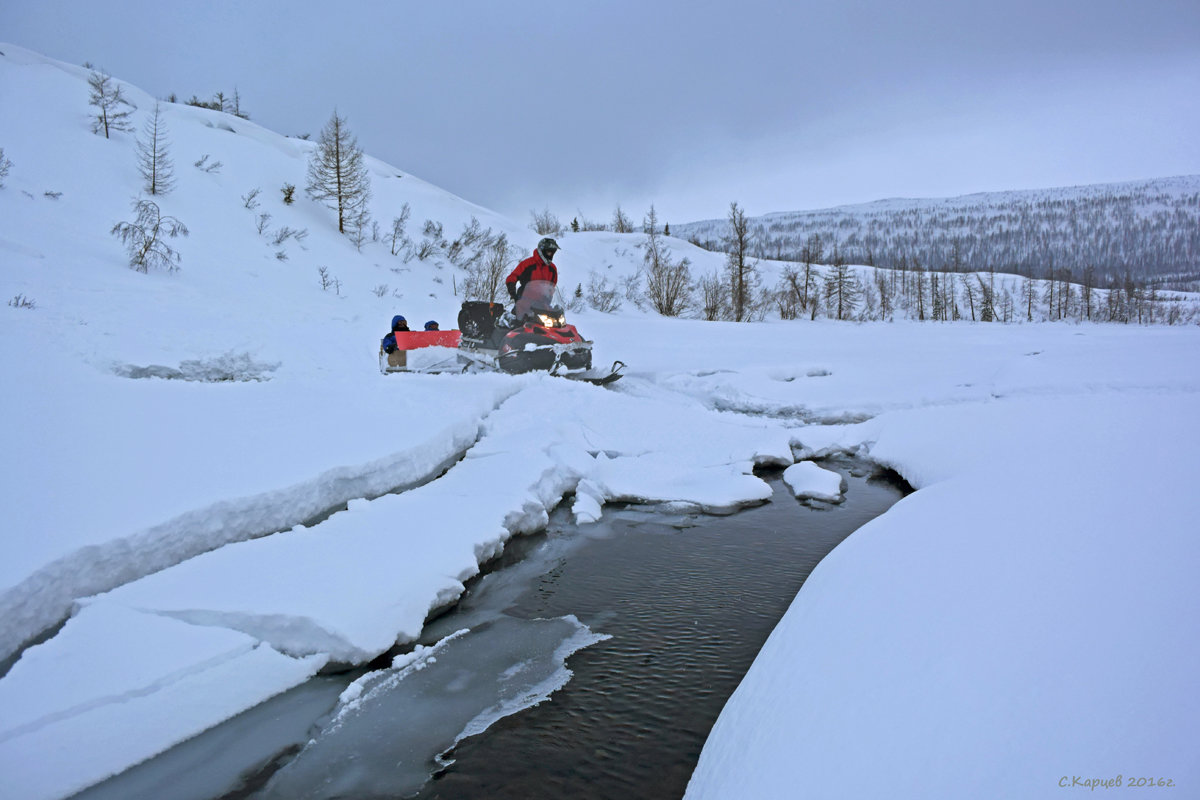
[507,284,518,302]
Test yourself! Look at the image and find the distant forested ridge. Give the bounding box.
[673,176,1200,289]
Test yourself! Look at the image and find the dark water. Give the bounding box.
[75,460,906,800]
[413,460,905,800]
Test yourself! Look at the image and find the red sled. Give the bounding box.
[379,330,463,374]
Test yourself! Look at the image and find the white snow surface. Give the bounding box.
[2,45,1199,799]
[781,460,844,502]
[0,604,326,800]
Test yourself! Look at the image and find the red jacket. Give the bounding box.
[506,250,558,298]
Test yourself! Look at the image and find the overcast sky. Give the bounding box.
[4,0,1199,226]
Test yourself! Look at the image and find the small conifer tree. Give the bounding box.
[306,111,371,235]
[136,103,175,195]
[111,199,189,273]
[87,69,134,138]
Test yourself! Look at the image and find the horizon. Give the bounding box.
[672,172,1200,225]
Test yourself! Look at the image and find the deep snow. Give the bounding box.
[2,44,1198,800]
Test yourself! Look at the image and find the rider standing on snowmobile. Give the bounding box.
[507,237,559,303]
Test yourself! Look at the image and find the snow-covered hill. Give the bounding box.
[0,43,551,370]
[674,176,1200,283]
[2,43,1199,800]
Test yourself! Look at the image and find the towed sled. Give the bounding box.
[378,329,463,374]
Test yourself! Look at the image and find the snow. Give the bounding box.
[0,605,325,800]
[2,44,1199,799]
[782,460,844,502]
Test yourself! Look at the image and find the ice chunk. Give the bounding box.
[573,479,605,523]
[782,461,845,503]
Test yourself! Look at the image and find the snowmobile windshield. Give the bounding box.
[514,280,564,320]
[521,280,560,309]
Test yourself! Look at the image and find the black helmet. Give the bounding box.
[537,237,559,261]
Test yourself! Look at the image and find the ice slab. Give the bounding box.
[259,615,608,799]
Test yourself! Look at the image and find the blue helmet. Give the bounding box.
[424,320,439,331]
[391,315,406,330]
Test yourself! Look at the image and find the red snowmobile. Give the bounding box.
[456,281,624,385]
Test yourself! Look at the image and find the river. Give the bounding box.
[75,458,907,800]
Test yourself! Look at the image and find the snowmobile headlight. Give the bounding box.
[537,312,564,328]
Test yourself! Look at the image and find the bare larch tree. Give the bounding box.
[111,199,189,273]
[136,103,175,195]
[306,111,371,236]
[725,201,756,321]
[611,204,634,233]
[87,69,134,139]
[641,205,693,316]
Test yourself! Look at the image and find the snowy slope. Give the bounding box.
[2,44,1199,800]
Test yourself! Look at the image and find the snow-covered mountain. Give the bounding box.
[673,176,1200,284]
[2,43,1199,800]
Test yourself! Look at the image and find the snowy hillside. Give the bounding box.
[0,41,719,663]
[2,44,1199,800]
[673,176,1200,283]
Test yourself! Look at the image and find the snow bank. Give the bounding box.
[687,391,1200,799]
[0,375,519,665]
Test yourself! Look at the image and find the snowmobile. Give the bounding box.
[456,280,624,385]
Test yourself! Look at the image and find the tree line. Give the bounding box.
[672,179,1200,285]
[549,201,1197,326]
[72,62,1198,325]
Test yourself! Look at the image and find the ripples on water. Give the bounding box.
[415,463,905,800]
